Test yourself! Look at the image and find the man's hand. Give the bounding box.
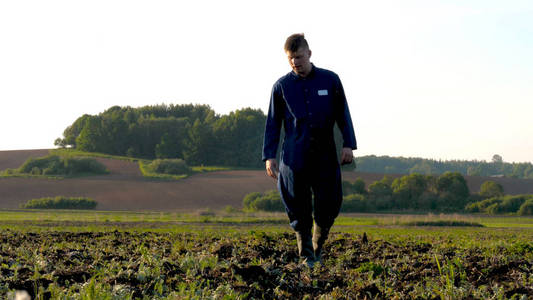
[340,147,353,165]
[265,158,279,180]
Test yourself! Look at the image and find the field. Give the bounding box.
[1,210,532,299]
[1,150,533,298]
[2,149,533,211]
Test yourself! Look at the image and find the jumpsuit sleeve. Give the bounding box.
[262,82,284,161]
[334,75,357,150]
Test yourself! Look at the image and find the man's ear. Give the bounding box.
[308,49,312,58]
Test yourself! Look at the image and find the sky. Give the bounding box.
[1,0,532,163]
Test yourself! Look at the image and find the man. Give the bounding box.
[262,33,357,267]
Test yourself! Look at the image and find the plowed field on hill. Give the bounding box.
[1,150,533,211]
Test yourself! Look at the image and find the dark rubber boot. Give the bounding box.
[312,225,330,263]
[296,231,315,267]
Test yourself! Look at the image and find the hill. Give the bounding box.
[1,149,533,211]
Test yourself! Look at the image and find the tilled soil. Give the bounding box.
[0,230,531,299]
[2,149,533,211]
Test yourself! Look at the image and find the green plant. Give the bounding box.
[20,196,97,209]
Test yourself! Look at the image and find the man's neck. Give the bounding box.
[297,63,313,78]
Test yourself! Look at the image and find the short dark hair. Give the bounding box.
[284,33,309,52]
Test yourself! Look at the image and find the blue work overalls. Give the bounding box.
[262,65,357,232]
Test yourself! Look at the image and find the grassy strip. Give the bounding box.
[402,220,484,227]
[191,166,231,172]
[50,148,139,162]
[2,210,532,228]
[0,173,64,179]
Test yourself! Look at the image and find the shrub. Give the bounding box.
[242,190,284,212]
[479,180,504,199]
[465,197,502,213]
[148,159,191,175]
[518,199,533,216]
[20,196,97,209]
[498,195,528,213]
[17,155,107,176]
[243,192,262,209]
[465,195,533,214]
[63,157,107,175]
[342,194,372,212]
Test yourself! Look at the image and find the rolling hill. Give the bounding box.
[1,149,533,211]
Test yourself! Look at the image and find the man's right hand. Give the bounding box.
[265,159,279,180]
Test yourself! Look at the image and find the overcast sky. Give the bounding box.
[1,0,532,163]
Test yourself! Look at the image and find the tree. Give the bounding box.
[436,172,470,209]
[391,173,428,209]
[213,108,265,167]
[368,178,393,210]
[479,181,504,199]
[76,116,103,152]
[61,114,92,147]
[155,132,182,159]
[183,119,215,166]
[492,154,503,164]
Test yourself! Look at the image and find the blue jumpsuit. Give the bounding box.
[262,65,357,232]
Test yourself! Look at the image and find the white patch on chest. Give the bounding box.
[317,89,328,96]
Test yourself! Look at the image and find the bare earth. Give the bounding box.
[1,149,533,211]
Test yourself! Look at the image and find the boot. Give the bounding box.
[295,231,315,267]
[312,225,330,263]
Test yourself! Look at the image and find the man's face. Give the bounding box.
[286,47,312,77]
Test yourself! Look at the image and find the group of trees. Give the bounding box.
[55,104,266,168]
[342,172,471,212]
[465,195,533,215]
[341,175,532,215]
[242,172,533,215]
[56,103,532,177]
[354,155,533,179]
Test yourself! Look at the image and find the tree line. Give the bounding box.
[55,104,533,178]
[55,104,266,168]
[243,172,533,215]
[354,154,533,179]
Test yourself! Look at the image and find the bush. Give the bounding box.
[465,195,533,215]
[479,180,504,199]
[498,195,528,213]
[20,196,97,209]
[465,197,502,213]
[342,194,372,212]
[17,155,107,176]
[518,199,533,216]
[243,192,262,209]
[147,159,191,175]
[342,178,366,195]
[242,190,284,212]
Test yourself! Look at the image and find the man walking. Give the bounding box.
[262,33,357,267]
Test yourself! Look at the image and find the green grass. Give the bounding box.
[1,210,532,230]
[0,173,64,179]
[191,166,232,172]
[50,148,140,162]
